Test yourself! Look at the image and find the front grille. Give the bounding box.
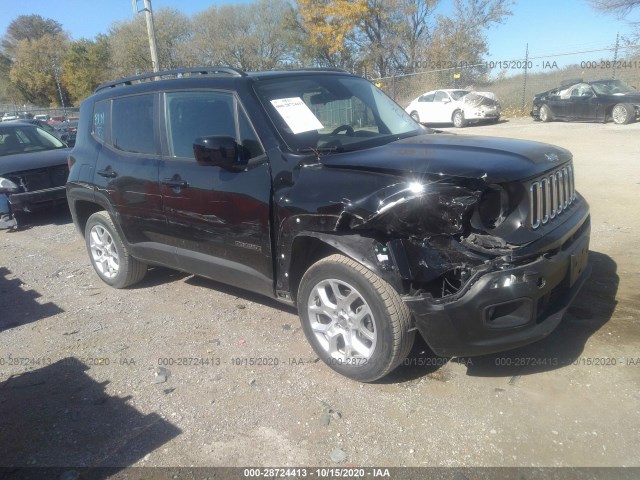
[529,164,576,229]
[6,166,68,193]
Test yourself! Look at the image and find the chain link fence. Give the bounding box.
[0,105,79,120]
[373,42,640,117]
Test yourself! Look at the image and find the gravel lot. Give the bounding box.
[1,118,639,470]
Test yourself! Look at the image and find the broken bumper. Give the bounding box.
[9,186,68,212]
[467,106,500,120]
[404,216,592,357]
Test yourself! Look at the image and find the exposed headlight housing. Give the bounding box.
[472,184,509,230]
[0,177,19,194]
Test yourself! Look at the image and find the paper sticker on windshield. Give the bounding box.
[270,97,324,134]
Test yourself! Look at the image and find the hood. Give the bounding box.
[462,92,500,107]
[0,148,71,176]
[320,133,572,183]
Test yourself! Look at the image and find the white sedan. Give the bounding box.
[405,89,501,128]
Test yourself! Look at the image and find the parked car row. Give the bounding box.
[1,111,30,122]
[403,78,638,127]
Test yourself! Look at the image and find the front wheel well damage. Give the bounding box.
[287,236,341,303]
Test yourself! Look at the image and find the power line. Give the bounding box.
[374,42,640,79]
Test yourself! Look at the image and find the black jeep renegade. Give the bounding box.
[66,67,591,381]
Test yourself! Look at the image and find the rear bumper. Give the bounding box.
[9,186,68,211]
[404,214,591,357]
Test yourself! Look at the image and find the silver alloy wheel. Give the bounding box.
[612,105,628,124]
[453,110,465,128]
[410,111,420,122]
[540,105,549,122]
[89,224,120,279]
[307,278,377,361]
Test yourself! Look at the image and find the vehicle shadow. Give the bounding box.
[0,358,181,473]
[129,266,191,290]
[0,267,63,333]
[381,251,618,383]
[185,275,298,314]
[9,203,71,230]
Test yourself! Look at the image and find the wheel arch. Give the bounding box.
[286,232,403,304]
[607,102,635,124]
[68,190,129,246]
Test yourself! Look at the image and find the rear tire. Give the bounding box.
[85,211,147,288]
[611,103,634,125]
[297,254,414,382]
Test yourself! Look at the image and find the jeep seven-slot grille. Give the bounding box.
[529,164,576,229]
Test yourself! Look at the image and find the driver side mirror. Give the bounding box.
[442,98,451,103]
[193,136,242,171]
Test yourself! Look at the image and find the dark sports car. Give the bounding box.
[0,122,70,228]
[531,79,640,124]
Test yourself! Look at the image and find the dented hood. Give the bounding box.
[320,133,572,182]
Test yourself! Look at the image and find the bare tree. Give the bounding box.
[108,8,192,76]
[589,0,640,43]
[589,0,640,17]
[421,0,512,84]
[396,0,440,73]
[190,0,296,71]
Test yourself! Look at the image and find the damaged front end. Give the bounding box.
[333,176,524,301]
[461,92,501,121]
[0,178,18,229]
[279,162,591,357]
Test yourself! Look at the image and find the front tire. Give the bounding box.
[612,103,634,125]
[452,110,466,128]
[297,254,414,382]
[410,111,421,123]
[85,211,147,288]
[539,104,553,122]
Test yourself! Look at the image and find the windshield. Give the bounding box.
[253,75,422,152]
[0,125,66,156]
[591,79,637,95]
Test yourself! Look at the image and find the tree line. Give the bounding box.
[0,0,518,108]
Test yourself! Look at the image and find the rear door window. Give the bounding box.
[111,94,156,155]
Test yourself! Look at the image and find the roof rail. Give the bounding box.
[297,67,351,74]
[94,66,247,93]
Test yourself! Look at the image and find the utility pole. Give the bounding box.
[612,32,620,80]
[521,43,529,112]
[133,0,159,72]
[51,60,67,118]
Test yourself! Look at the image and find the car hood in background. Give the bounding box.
[462,92,500,107]
[320,133,571,183]
[0,148,71,175]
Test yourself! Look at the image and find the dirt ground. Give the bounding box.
[0,117,639,471]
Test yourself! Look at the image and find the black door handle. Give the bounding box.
[97,169,118,178]
[162,178,189,188]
